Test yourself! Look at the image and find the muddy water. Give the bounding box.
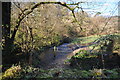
[39,43,78,69]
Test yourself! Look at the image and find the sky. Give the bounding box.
[58,0,120,17]
[1,0,119,17]
[81,1,119,17]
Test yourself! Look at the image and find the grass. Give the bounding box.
[69,34,120,70]
[2,34,120,79]
[71,34,120,50]
[72,33,120,44]
[73,50,99,58]
[72,35,100,44]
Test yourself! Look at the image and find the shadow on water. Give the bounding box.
[39,43,75,69]
[38,42,99,69]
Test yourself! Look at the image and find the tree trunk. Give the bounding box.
[2,3,12,70]
[2,2,11,54]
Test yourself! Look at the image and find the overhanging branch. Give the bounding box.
[11,1,84,41]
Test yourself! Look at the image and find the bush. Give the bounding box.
[2,65,22,79]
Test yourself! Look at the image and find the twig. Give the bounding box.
[11,1,85,41]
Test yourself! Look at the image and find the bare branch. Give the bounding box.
[11,1,84,41]
[67,2,85,5]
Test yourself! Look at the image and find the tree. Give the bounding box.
[2,2,11,53]
[2,2,85,66]
[2,2,12,71]
[10,2,84,44]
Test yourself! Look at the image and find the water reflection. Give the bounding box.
[39,43,74,68]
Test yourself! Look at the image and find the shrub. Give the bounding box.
[2,65,22,79]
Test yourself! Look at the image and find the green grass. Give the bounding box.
[71,34,120,50]
[72,33,120,44]
[73,50,98,58]
[72,35,100,44]
[71,35,101,50]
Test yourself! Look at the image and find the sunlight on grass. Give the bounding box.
[72,34,120,44]
[72,35,100,44]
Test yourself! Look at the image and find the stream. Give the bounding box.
[38,43,87,69]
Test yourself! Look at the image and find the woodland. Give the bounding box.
[1,1,120,79]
